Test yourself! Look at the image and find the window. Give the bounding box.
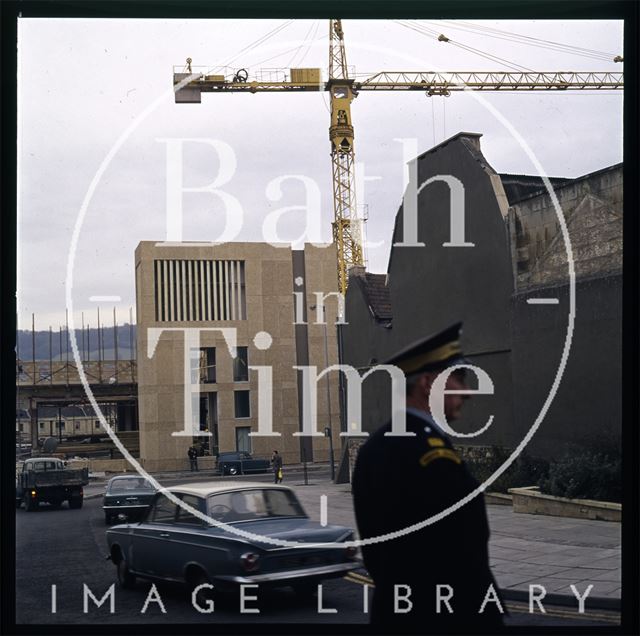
[152,495,177,523]
[108,477,154,493]
[175,494,204,525]
[235,427,251,453]
[264,489,306,518]
[199,393,217,437]
[199,348,216,383]
[234,391,250,418]
[206,489,305,522]
[39,422,44,430]
[95,421,100,429]
[233,346,248,382]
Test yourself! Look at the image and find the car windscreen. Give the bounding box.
[108,477,154,493]
[27,461,61,471]
[207,488,306,522]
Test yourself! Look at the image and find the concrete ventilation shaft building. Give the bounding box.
[135,241,342,472]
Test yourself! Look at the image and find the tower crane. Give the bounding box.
[173,19,623,295]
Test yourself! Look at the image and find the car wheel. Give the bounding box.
[228,466,238,476]
[24,494,38,512]
[117,557,136,589]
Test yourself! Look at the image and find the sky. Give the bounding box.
[17,18,624,330]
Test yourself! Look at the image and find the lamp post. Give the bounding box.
[311,304,336,481]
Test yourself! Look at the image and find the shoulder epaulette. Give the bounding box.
[419,448,461,467]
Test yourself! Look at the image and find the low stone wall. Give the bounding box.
[509,486,621,522]
[88,459,126,473]
[485,492,512,506]
[138,456,217,473]
[69,457,217,474]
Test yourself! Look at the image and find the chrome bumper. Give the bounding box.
[103,504,150,509]
[216,561,361,584]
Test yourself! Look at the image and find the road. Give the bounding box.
[15,474,620,628]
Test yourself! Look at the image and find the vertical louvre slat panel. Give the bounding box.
[218,260,224,320]
[240,261,247,319]
[199,260,206,322]
[213,260,219,321]
[167,261,175,320]
[236,260,243,319]
[187,259,192,321]
[191,260,197,321]
[191,259,196,321]
[230,260,237,321]
[172,260,178,321]
[154,259,246,322]
[198,261,204,321]
[153,260,157,321]
[180,260,187,322]
[164,260,171,322]
[224,261,230,320]
[207,260,213,321]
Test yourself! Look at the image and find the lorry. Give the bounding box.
[16,457,89,511]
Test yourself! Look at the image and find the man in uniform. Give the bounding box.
[352,322,504,632]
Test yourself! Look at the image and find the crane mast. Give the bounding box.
[173,20,623,294]
[328,19,364,294]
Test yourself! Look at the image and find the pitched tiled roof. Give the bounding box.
[36,406,88,419]
[359,273,392,323]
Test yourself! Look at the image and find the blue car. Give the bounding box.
[106,482,360,598]
[103,475,156,525]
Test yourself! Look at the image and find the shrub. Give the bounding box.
[538,448,621,503]
[460,446,549,494]
[461,442,621,503]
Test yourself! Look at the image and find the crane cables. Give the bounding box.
[394,20,534,73]
[436,20,619,63]
[204,19,296,76]
[285,20,322,68]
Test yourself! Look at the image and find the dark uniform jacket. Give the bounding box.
[352,411,504,632]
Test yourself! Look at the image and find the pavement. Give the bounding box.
[84,465,621,609]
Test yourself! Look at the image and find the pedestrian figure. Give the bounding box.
[352,322,505,632]
[188,445,198,472]
[272,450,283,483]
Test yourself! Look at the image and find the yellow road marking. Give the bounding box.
[345,571,374,586]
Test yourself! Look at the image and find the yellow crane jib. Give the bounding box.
[172,21,623,294]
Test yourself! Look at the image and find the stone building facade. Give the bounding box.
[340,131,622,458]
[135,241,342,472]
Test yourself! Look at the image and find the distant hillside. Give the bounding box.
[16,325,136,361]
